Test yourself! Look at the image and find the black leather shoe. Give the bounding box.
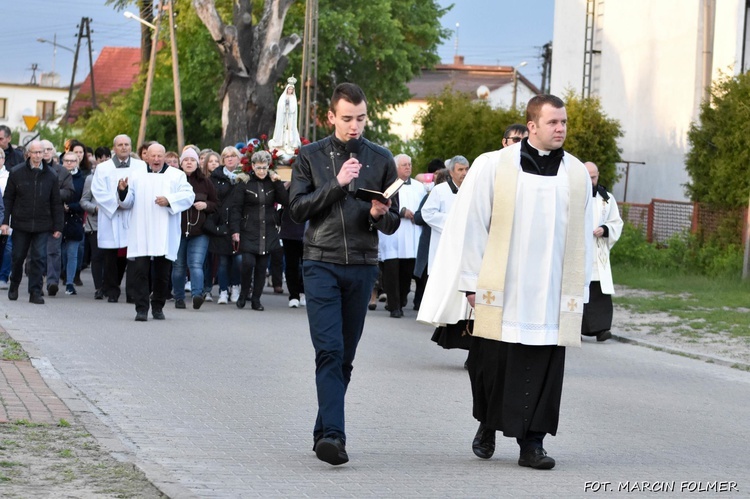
[152,309,166,320]
[518,447,556,469]
[94,289,104,300]
[236,296,246,309]
[192,295,204,310]
[108,295,118,303]
[47,283,58,297]
[29,294,45,305]
[315,437,349,465]
[175,299,186,309]
[596,330,612,342]
[135,312,148,322]
[472,423,495,459]
[389,309,402,318]
[251,300,264,311]
[8,286,18,301]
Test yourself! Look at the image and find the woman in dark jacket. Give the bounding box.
[230,150,288,311]
[171,148,218,310]
[208,149,242,304]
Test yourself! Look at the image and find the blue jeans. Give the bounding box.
[303,261,378,443]
[0,234,12,281]
[216,252,242,292]
[62,239,82,286]
[171,235,209,300]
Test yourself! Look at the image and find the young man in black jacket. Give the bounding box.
[290,83,400,465]
[0,140,64,304]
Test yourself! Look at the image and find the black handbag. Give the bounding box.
[63,212,85,242]
[203,210,229,236]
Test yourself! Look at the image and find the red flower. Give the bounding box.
[271,150,278,159]
[301,137,311,145]
[260,134,268,140]
[294,148,300,155]
[240,146,248,154]
[240,157,249,165]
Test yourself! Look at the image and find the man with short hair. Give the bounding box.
[92,135,148,302]
[1,140,64,304]
[290,82,400,465]
[118,143,195,321]
[502,124,529,148]
[581,161,623,342]
[42,140,74,296]
[421,155,470,275]
[458,94,593,469]
[378,153,425,317]
[0,125,24,167]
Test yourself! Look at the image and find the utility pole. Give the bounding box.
[135,0,184,151]
[540,42,552,94]
[299,0,319,141]
[63,17,96,123]
[616,160,646,203]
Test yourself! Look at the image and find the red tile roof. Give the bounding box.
[65,47,141,123]
[407,57,540,100]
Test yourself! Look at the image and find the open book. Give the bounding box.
[354,178,405,204]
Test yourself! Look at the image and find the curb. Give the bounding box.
[612,333,750,372]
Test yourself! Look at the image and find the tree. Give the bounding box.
[412,88,523,170]
[562,91,623,189]
[686,71,750,207]
[90,0,448,148]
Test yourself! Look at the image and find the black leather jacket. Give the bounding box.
[289,135,400,265]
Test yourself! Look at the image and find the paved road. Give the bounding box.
[2,274,749,497]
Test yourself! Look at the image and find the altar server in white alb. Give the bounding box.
[117,143,195,322]
[377,154,425,317]
[580,161,623,342]
[458,95,592,470]
[91,134,147,302]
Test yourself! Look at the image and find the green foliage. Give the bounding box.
[562,90,623,189]
[78,0,223,150]
[412,88,524,170]
[611,222,743,278]
[686,71,750,207]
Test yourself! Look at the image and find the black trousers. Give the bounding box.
[10,230,48,296]
[282,239,304,299]
[102,248,127,299]
[382,258,415,312]
[269,247,284,288]
[126,256,170,314]
[240,252,269,303]
[86,232,104,290]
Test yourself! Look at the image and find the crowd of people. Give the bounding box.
[0,86,624,471]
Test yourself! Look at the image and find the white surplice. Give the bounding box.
[591,190,623,294]
[91,158,148,249]
[420,181,457,274]
[118,166,195,261]
[378,179,426,260]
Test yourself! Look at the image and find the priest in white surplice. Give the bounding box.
[377,154,425,317]
[117,143,195,322]
[581,161,623,342]
[91,134,147,302]
[458,95,592,470]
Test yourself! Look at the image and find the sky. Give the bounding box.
[1,0,555,90]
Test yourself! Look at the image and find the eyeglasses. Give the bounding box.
[254,166,269,171]
[28,150,44,155]
[504,136,523,143]
[63,159,78,163]
[44,147,55,151]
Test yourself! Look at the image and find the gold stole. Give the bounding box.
[473,151,588,347]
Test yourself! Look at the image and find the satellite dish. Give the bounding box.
[476,85,490,100]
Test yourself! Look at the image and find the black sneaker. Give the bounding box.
[192,295,204,310]
[47,283,58,296]
[152,309,166,320]
[175,299,186,309]
[65,284,77,295]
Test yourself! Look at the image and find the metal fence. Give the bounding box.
[621,199,748,245]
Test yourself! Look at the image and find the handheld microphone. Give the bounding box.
[345,138,362,192]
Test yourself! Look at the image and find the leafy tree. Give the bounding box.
[412,88,524,171]
[686,71,750,207]
[562,91,623,190]
[87,0,448,149]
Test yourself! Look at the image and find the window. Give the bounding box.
[0,98,6,119]
[36,100,56,121]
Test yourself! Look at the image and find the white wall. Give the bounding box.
[551,0,744,204]
[0,83,68,134]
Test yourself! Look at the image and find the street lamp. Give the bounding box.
[123,11,157,30]
[512,61,528,109]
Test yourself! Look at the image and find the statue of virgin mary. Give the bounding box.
[268,76,302,156]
